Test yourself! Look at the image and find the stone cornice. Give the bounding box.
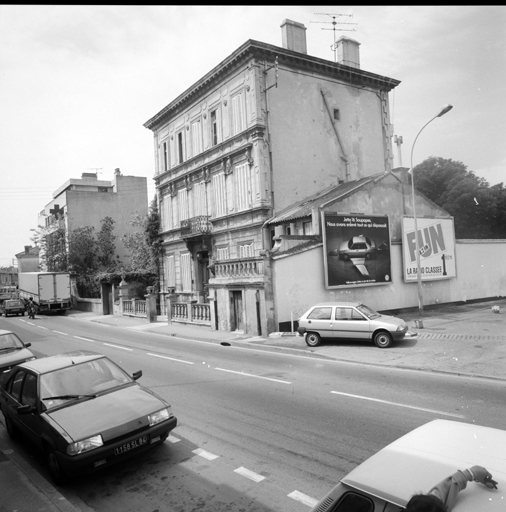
[144,40,401,131]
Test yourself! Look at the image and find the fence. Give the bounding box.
[122,299,147,318]
[171,302,211,325]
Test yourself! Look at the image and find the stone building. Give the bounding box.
[144,19,400,335]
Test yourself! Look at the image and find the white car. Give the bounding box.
[311,419,505,512]
[297,302,409,348]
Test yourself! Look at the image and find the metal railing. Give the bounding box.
[180,215,212,238]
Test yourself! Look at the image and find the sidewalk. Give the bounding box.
[2,298,505,512]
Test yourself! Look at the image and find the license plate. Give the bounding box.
[114,435,148,455]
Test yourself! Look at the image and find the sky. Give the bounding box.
[1,5,505,266]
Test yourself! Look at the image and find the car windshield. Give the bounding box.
[356,304,381,319]
[5,300,23,307]
[41,357,134,410]
[0,333,24,351]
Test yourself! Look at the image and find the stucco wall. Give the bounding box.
[268,70,390,211]
[272,240,506,328]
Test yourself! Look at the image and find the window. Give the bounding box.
[231,90,246,135]
[162,141,169,172]
[307,307,332,320]
[212,172,226,217]
[335,308,353,320]
[216,246,229,260]
[21,373,37,407]
[193,181,207,217]
[239,242,254,258]
[210,108,220,146]
[330,492,374,512]
[235,163,251,212]
[303,221,313,235]
[178,188,189,222]
[180,252,192,292]
[166,254,175,288]
[191,119,202,156]
[177,131,184,164]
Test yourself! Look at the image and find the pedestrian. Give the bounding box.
[27,297,37,319]
[405,465,498,511]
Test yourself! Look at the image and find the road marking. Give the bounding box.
[103,343,133,351]
[26,322,36,326]
[37,326,49,330]
[146,352,194,365]
[53,330,68,336]
[74,336,95,342]
[168,435,180,443]
[330,391,466,418]
[192,448,219,460]
[215,367,291,385]
[234,466,265,482]
[287,491,319,508]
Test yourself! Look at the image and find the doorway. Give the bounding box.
[230,290,243,331]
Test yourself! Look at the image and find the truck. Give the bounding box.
[18,272,72,314]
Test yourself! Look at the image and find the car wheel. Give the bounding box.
[46,448,68,485]
[374,331,392,348]
[22,311,25,316]
[305,332,321,347]
[4,414,19,440]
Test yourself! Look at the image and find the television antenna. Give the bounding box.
[311,12,358,62]
[87,167,103,175]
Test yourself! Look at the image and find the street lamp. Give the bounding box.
[410,103,453,320]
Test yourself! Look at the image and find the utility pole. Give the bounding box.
[311,12,358,62]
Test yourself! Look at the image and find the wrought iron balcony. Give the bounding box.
[180,215,213,238]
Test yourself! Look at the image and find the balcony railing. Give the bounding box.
[180,216,212,238]
[213,258,263,278]
[171,302,211,324]
[122,299,147,318]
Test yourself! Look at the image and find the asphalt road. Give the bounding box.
[2,314,505,512]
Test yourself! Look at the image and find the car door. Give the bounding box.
[304,306,335,338]
[332,307,371,340]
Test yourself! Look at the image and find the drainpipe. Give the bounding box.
[320,90,349,181]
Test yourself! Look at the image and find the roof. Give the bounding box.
[19,351,103,374]
[341,419,506,509]
[144,40,400,130]
[266,174,389,226]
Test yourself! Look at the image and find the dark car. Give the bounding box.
[0,330,36,376]
[1,299,26,317]
[0,351,177,485]
[333,235,377,260]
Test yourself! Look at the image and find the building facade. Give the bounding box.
[36,170,148,268]
[144,19,400,335]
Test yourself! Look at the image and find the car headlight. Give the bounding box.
[148,407,173,427]
[67,434,104,456]
[396,323,408,332]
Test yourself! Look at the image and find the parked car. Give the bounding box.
[310,419,505,512]
[1,299,26,317]
[297,302,409,348]
[0,330,36,376]
[333,235,377,260]
[0,351,177,485]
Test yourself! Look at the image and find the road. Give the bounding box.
[1,314,505,512]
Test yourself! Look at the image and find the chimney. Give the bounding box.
[81,172,98,179]
[24,245,31,254]
[114,168,121,175]
[281,19,307,54]
[336,36,360,69]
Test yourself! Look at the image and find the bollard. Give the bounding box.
[492,305,500,314]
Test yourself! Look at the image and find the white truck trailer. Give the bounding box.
[18,272,72,314]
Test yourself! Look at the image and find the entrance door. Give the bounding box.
[230,291,243,331]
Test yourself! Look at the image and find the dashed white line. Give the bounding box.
[215,367,291,385]
[287,491,319,508]
[146,352,194,365]
[74,336,95,342]
[234,466,265,483]
[103,343,133,351]
[330,391,465,418]
[53,330,68,336]
[192,448,219,460]
[37,326,49,330]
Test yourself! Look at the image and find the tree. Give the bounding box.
[413,157,506,239]
[96,216,120,271]
[122,197,161,287]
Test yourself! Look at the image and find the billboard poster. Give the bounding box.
[322,212,392,288]
[402,216,456,282]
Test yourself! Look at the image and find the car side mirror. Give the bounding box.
[17,404,35,415]
[24,343,32,348]
[132,370,142,381]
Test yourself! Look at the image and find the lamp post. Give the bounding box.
[410,103,453,320]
